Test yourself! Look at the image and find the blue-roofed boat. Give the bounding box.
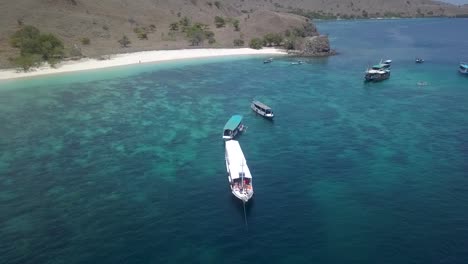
[459,62,468,75]
[223,115,245,140]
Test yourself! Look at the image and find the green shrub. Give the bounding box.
[233,19,240,31]
[118,35,131,47]
[10,25,64,64]
[81,37,90,45]
[169,22,179,31]
[14,54,42,71]
[263,33,283,46]
[214,16,225,28]
[249,38,264,49]
[233,39,244,46]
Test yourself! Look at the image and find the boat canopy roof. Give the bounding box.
[460,62,468,69]
[252,100,271,110]
[383,59,392,64]
[224,115,243,131]
[225,140,252,179]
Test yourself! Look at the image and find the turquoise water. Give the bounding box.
[1,18,468,264]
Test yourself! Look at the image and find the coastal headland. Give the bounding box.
[2,0,467,72]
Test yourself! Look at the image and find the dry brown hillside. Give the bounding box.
[0,0,467,68]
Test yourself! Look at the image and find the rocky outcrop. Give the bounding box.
[297,35,336,57]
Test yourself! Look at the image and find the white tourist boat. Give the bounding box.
[251,100,274,119]
[225,140,254,202]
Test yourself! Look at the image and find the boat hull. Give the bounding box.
[365,71,391,82]
[251,103,274,119]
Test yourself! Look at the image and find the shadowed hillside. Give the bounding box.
[0,0,467,68]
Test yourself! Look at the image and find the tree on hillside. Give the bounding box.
[118,35,131,47]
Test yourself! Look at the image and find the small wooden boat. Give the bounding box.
[263,58,273,64]
[225,140,253,202]
[459,62,468,75]
[222,115,245,140]
[251,100,274,119]
[415,58,424,63]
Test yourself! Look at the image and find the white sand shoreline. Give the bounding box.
[0,48,286,81]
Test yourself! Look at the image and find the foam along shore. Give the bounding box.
[0,48,286,81]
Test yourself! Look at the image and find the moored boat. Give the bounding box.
[365,63,391,82]
[263,58,273,64]
[415,58,424,63]
[382,59,392,68]
[291,60,304,65]
[225,140,253,202]
[222,115,245,140]
[251,100,274,119]
[459,62,468,75]
[365,69,390,82]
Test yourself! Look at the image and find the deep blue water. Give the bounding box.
[1,18,468,264]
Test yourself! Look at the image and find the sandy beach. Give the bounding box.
[0,48,286,80]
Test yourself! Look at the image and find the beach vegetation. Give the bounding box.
[263,33,283,46]
[233,39,244,46]
[185,23,214,46]
[249,38,264,49]
[214,16,226,28]
[10,25,65,70]
[134,27,149,40]
[81,37,90,45]
[118,35,131,47]
[13,53,42,71]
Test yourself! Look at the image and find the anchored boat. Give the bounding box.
[225,140,253,202]
[222,115,245,140]
[365,63,391,82]
[459,62,468,75]
[251,100,274,119]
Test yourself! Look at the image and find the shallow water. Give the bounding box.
[1,18,468,264]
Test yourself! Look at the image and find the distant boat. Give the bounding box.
[365,63,391,82]
[222,115,245,140]
[291,60,304,65]
[382,60,392,68]
[382,59,392,69]
[263,58,273,64]
[415,58,424,63]
[251,100,274,119]
[459,62,468,75]
[225,140,254,202]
